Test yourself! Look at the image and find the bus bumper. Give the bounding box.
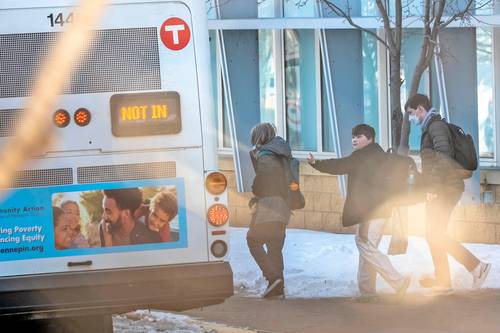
[0,262,233,320]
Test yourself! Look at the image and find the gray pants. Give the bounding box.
[355,219,405,295]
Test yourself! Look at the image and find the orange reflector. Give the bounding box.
[207,204,229,226]
[206,172,227,195]
[74,108,91,126]
[290,181,300,191]
[53,109,70,128]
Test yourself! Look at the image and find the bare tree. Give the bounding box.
[317,0,490,152]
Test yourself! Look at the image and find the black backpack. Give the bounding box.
[281,157,305,210]
[382,150,425,207]
[445,120,478,172]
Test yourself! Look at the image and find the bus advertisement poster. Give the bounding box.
[0,178,186,261]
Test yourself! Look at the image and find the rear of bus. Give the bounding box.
[0,0,232,318]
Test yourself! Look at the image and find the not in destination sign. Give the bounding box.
[110,91,181,137]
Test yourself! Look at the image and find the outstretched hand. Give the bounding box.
[307,153,316,165]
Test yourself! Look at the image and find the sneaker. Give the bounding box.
[472,262,491,290]
[427,285,453,296]
[352,294,380,303]
[396,276,411,297]
[263,278,283,298]
[265,285,285,299]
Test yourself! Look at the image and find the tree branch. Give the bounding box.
[440,0,475,27]
[319,0,390,49]
[374,0,397,50]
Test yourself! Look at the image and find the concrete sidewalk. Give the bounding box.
[187,290,500,333]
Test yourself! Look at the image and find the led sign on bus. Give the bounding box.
[110,92,181,137]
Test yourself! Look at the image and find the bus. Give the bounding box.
[0,0,232,328]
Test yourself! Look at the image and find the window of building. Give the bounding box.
[477,27,494,159]
[213,29,278,148]
[284,29,318,151]
[362,31,379,136]
[361,0,378,16]
[206,0,217,19]
[401,29,430,151]
[258,0,276,17]
[284,0,316,17]
[259,30,277,124]
[209,7,498,167]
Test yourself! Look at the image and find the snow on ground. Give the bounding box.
[231,227,500,297]
[114,227,500,332]
[113,310,255,333]
[114,311,206,333]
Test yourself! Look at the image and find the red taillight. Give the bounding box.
[74,108,91,126]
[53,109,70,128]
[207,204,229,226]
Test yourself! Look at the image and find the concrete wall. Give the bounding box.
[220,156,500,244]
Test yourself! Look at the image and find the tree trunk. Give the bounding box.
[389,52,403,150]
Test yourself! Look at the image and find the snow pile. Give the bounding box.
[230,227,500,297]
[114,310,256,333]
[113,310,207,333]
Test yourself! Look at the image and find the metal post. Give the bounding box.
[434,35,450,120]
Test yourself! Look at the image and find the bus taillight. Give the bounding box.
[205,172,227,195]
[53,109,70,128]
[207,204,229,226]
[74,108,91,126]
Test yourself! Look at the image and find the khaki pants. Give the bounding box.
[356,219,405,295]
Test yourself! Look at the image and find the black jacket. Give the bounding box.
[420,114,464,194]
[311,143,391,227]
[251,136,291,225]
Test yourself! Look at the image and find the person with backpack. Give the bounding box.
[247,123,292,298]
[405,93,491,295]
[308,124,411,302]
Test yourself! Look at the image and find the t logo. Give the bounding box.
[160,17,191,51]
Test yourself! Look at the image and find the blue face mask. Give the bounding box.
[409,114,420,126]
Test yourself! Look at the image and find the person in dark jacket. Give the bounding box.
[405,94,490,295]
[308,124,410,301]
[247,123,291,299]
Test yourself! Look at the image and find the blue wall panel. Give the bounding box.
[218,0,257,19]
[219,2,259,192]
[320,0,361,17]
[222,30,260,191]
[324,30,364,156]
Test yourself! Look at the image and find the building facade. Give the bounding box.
[206,0,500,243]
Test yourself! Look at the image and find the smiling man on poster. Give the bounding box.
[99,188,160,247]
